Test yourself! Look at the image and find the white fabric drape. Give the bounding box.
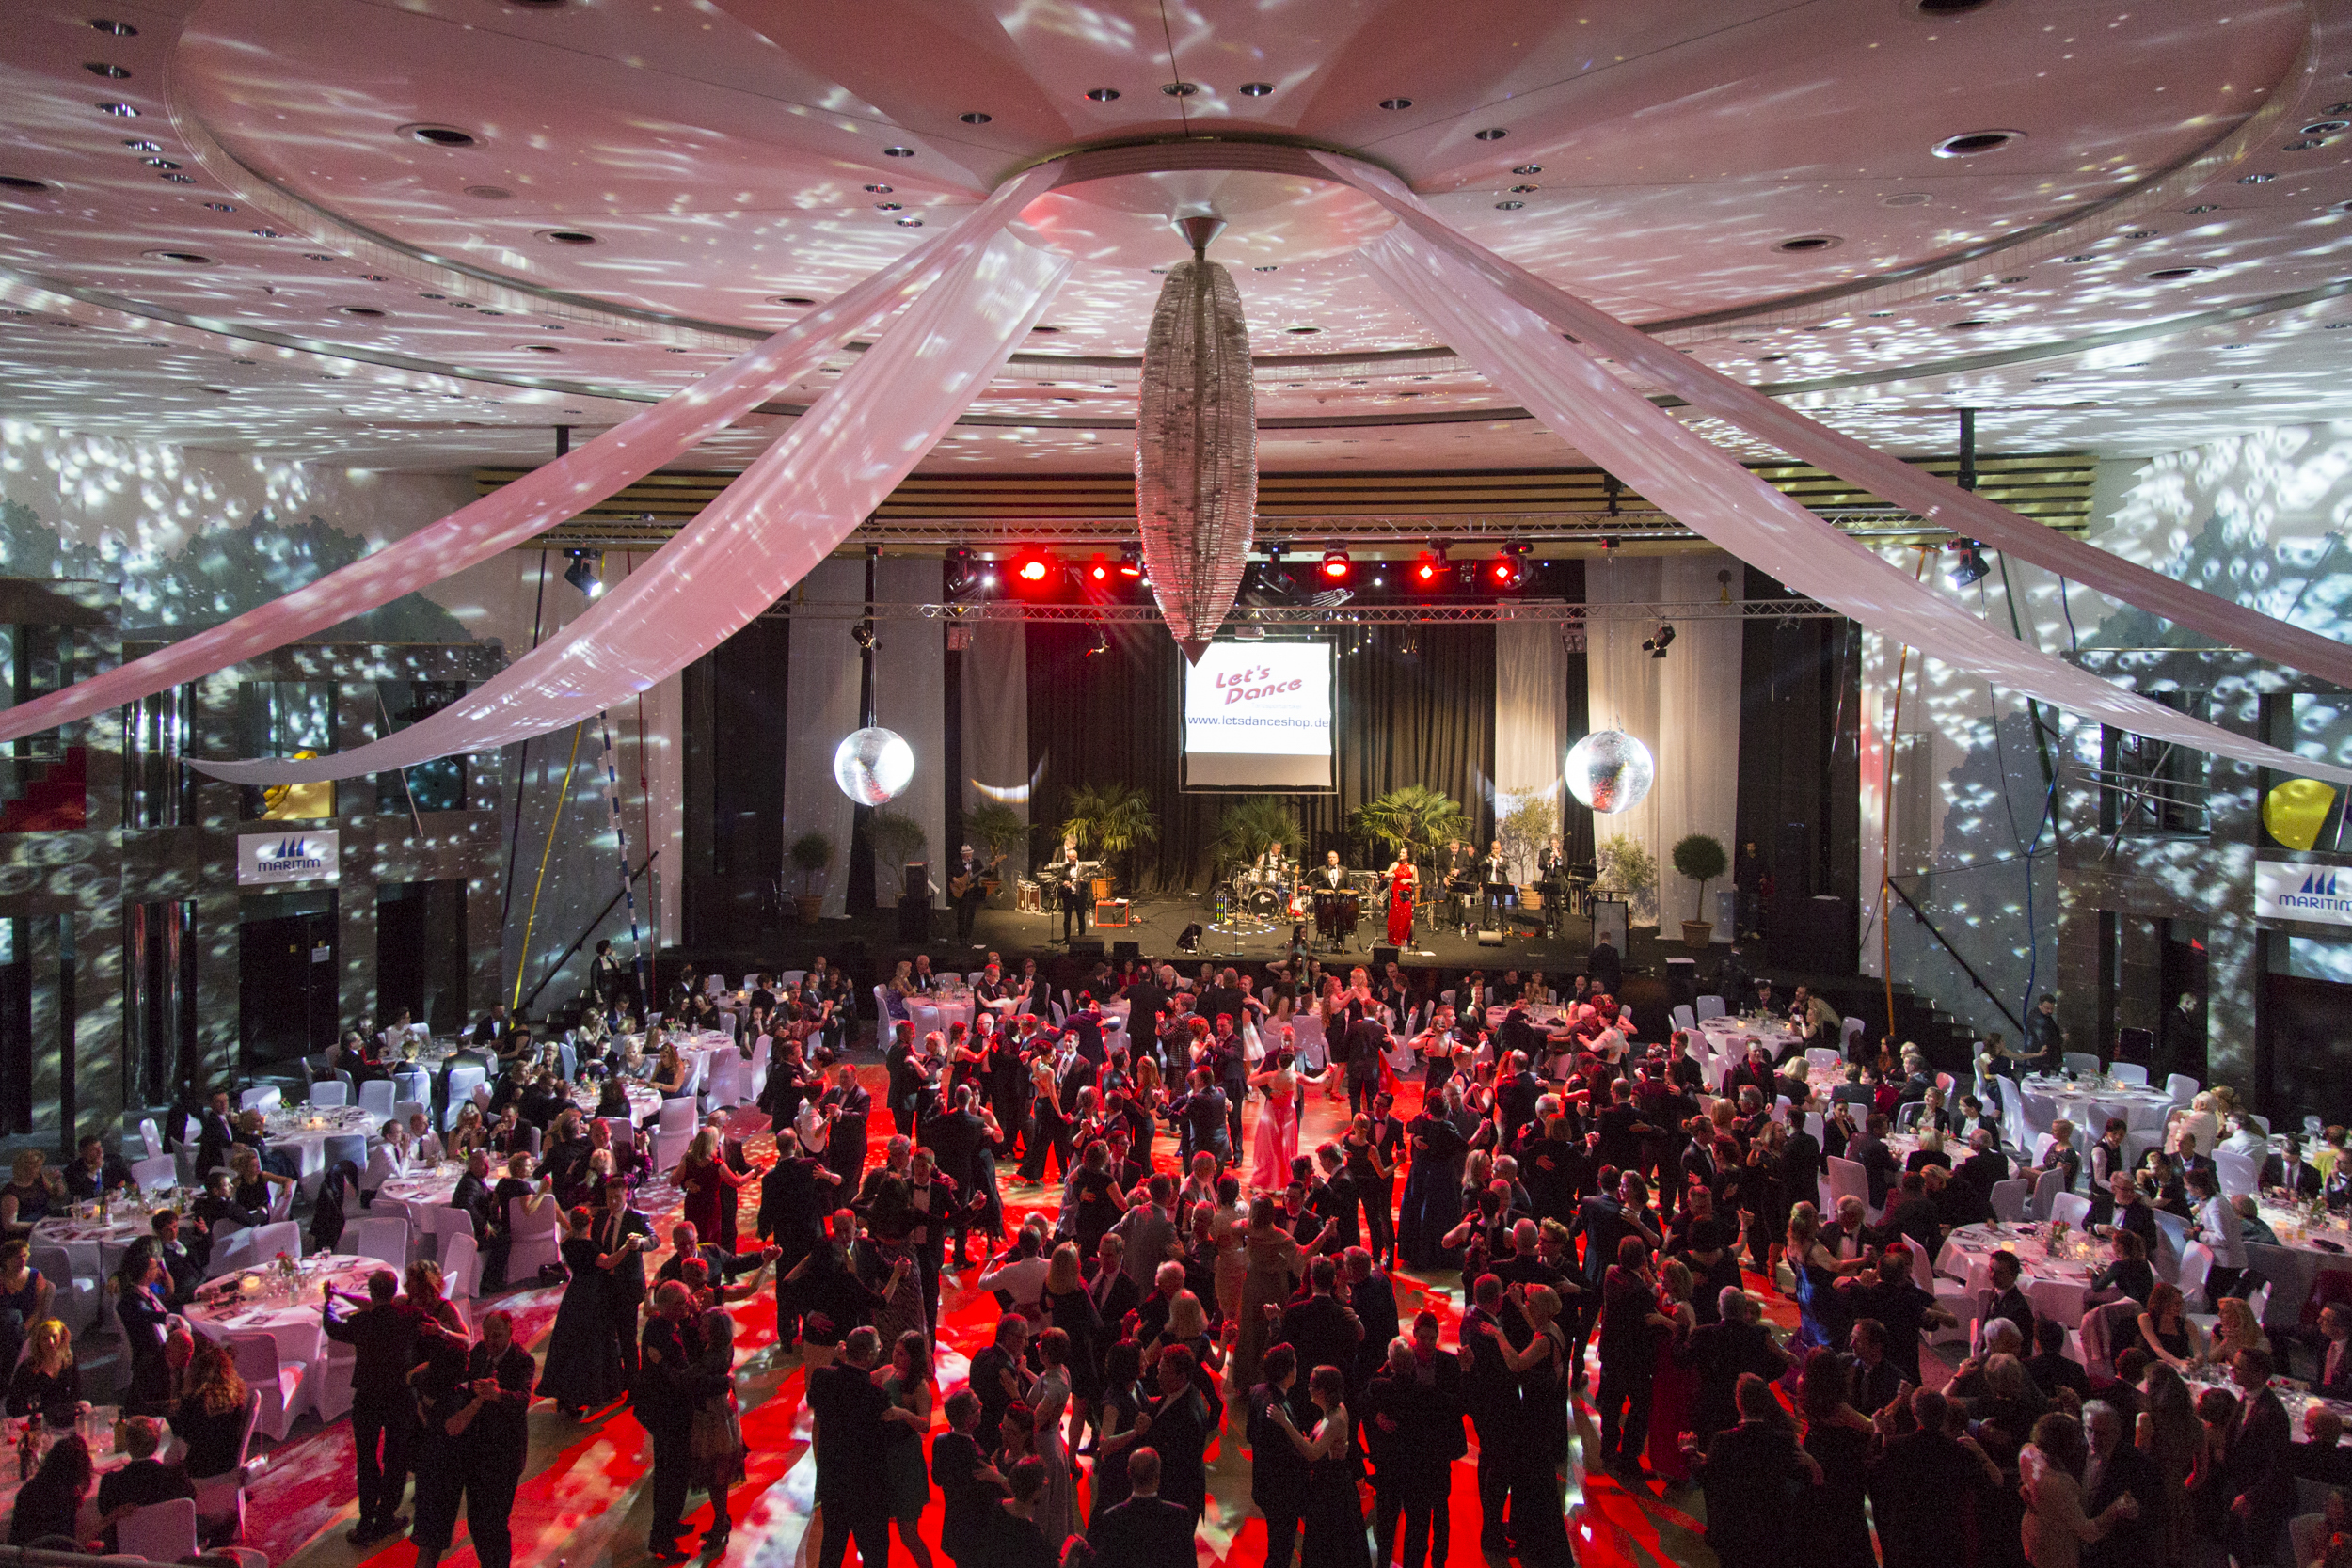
[1585,557,1663,923]
[1494,619,1567,881]
[961,619,1030,832]
[0,162,1067,749]
[782,560,863,921]
[874,556,946,908]
[1315,152,2352,695]
[1347,219,2352,788]
[1651,556,1743,936]
[195,228,1073,784]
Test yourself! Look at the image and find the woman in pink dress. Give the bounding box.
[1249,1033,1301,1192]
[1645,1256,1701,1480]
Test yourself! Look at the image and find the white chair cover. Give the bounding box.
[338,1215,409,1267]
[2048,1191,2092,1229]
[1989,1179,2031,1223]
[239,1086,281,1114]
[2108,1062,2150,1085]
[140,1117,165,1159]
[504,1196,561,1280]
[129,1153,178,1195]
[116,1498,199,1562]
[2214,1148,2262,1198]
[307,1081,349,1108]
[2166,1073,2201,1106]
[1695,995,1726,1022]
[441,1231,481,1304]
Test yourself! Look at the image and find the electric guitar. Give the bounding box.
[948,852,1006,900]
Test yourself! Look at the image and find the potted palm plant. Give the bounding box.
[1059,782,1160,893]
[787,832,833,925]
[963,800,1025,900]
[1212,795,1305,874]
[1350,784,1472,866]
[1672,832,1728,949]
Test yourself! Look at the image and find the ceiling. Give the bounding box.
[1,0,2348,480]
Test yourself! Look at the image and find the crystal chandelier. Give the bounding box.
[1136,215,1258,661]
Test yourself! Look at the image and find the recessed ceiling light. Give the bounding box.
[1509,183,1537,193]
[1161,82,1198,97]
[2060,253,2096,263]
[158,172,193,183]
[602,336,625,342]
[2284,140,2328,152]
[1511,164,1542,176]
[882,145,914,157]
[537,229,597,245]
[2326,321,2352,330]
[1947,318,1995,329]
[2330,102,2352,115]
[405,124,477,148]
[875,201,902,211]
[2185,204,2218,214]
[864,183,892,194]
[88,19,137,35]
[2303,120,2349,135]
[464,185,513,200]
[1288,326,1320,334]
[1027,325,1059,333]
[959,111,993,124]
[772,295,817,306]
[1239,82,1274,97]
[1254,265,1278,272]
[1473,127,1508,140]
[1379,97,1413,110]
[137,157,178,170]
[1932,128,2022,157]
[122,138,158,151]
[2237,171,2276,183]
[205,201,239,213]
[142,249,211,264]
[520,343,559,353]
[1881,192,1933,207]
[98,102,138,117]
[249,227,280,239]
[303,251,335,261]
[1915,0,1996,11]
[85,63,130,78]
[1867,310,1895,317]
[341,306,386,317]
[0,176,53,193]
[896,216,922,227]
[1086,87,1120,103]
[2144,266,2208,280]
[1775,234,1843,253]
[1493,200,1525,211]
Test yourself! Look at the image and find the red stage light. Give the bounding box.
[1019,558,1049,581]
[1321,547,1352,581]
[1413,553,1442,585]
[1009,547,1056,590]
[1087,554,1111,583]
[1491,559,1515,583]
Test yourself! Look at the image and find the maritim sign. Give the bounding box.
[2256,861,2352,928]
[238,831,340,887]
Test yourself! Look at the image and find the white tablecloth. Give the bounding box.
[32,1210,162,1278]
[1937,1223,2105,1325]
[263,1105,379,1194]
[2019,1075,2174,1134]
[1692,1017,1802,1086]
[186,1254,382,1376]
[2246,1201,2352,1327]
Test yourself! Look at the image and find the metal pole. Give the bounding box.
[595,710,649,1006]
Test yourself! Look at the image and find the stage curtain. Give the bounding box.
[1026,623,1494,894]
[874,556,946,907]
[961,618,1031,837]
[1652,554,1744,938]
[1586,557,1665,925]
[782,558,863,920]
[1495,620,1567,881]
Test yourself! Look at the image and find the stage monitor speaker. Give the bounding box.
[1475,929,1504,947]
[1112,941,1141,959]
[903,862,930,902]
[1069,939,1105,958]
[1374,945,1400,969]
[897,897,930,943]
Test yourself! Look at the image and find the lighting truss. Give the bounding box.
[766,596,1840,625]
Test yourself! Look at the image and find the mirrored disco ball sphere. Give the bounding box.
[1565,730,1655,815]
[833,727,914,806]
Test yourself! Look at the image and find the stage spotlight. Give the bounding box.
[1643,622,1677,658]
[945,546,974,595]
[1321,546,1353,582]
[1085,624,1110,656]
[563,548,603,598]
[851,623,877,651]
[1085,553,1113,584]
[1118,546,1143,578]
[1009,546,1057,591]
[1489,541,1532,590]
[1412,539,1448,588]
[1949,540,1991,587]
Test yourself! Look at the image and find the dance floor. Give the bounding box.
[271,1064,1754,1568]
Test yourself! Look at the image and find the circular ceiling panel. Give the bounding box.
[1012,167,1396,270]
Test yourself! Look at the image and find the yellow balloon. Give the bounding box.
[2263,778,2338,851]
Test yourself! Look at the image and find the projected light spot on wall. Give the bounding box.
[834,726,914,806]
[1566,730,1655,815]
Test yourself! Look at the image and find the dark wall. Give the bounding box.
[682,617,790,943]
[1737,565,1862,952]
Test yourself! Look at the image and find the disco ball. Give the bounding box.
[833,727,914,806]
[1565,730,1655,815]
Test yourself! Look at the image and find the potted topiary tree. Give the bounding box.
[1672,832,1728,949]
[963,800,1025,903]
[787,832,834,925]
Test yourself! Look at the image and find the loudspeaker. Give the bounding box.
[903,862,930,902]
[898,897,930,942]
[1112,941,1141,959]
[1767,822,1814,969]
[1374,945,1400,969]
[1476,929,1504,947]
[1069,939,1105,958]
[2116,1025,2154,1065]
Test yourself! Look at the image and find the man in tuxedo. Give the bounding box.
[1169,1069,1231,1171]
[1569,1171,1663,1385]
[2217,1348,2296,1567]
[1843,1317,1906,1415]
[1955,1128,2010,1210]
[1869,1389,1992,1568]
[948,843,993,946]
[884,1022,933,1138]
[192,1089,237,1179]
[1456,1273,1525,1558]
[2082,1399,2162,1568]
[1089,1448,1193,1568]
[1277,1256,1365,1392]
[2267,1132,2323,1199]
[1851,1112,1901,1211]
[1314,849,1349,890]
[1344,1248,1402,1390]
[1124,966,1173,1046]
[1376,1311,1468,1568]
[1198,969,1248,1038]
[1586,931,1623,998]
[1343,1011,1388,1117]
[1248,1345,1311,1568]
[1477,838,1513,927]
[2312,1302,2352,1395]
[1085,1232,1142,1330]
[1055,846,1089,942]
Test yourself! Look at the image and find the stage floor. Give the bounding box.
[966,891,1598,973]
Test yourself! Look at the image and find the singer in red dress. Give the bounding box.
[1385,852,1419,948]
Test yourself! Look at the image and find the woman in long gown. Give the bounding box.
[1469,1284,1574,1563]
[877,1330,938,1568]
[1385,853,1418,950]
[536,1207,628,1416]
[1797,1349,1879,1568]
[1232,1196,1321,1394]
[1212,1177,1249,1341]
[677,1129,752,1243]
[1249,1053,1301,1194]
[1645,1258,1701,1481]
[1267,1364,1373,1568]
[1027,1327,1078,1550]
[1398,1091,1470,1271]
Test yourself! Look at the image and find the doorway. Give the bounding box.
[239,889,337,1073]
[377,879,466,1036]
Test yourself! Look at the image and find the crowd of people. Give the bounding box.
[6,946,2347,1568]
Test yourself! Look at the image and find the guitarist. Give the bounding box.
[948,843,1002,947]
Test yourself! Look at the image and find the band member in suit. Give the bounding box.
[1479,840,1513,927]
[1257,841,1289,880]
[1315,851,1349,891]
[1385,851,1419,950]
[1535,836,1569,936]
[1057,847,1089,943]
[949,843,993,946]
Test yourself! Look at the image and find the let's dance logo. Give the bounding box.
[1216,665,1306,707]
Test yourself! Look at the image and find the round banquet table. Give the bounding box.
[185,1252,384,1381]
[1936,1221,2108,1326]
[375,1164,464,1225]
[568,1078,661,1123]
[32,1206,170,1279]
[1692,1016,1803,1086]
[2019,1074,2175,1135]
[2244,1199,2352,1328]
[262,1103,380,1195]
